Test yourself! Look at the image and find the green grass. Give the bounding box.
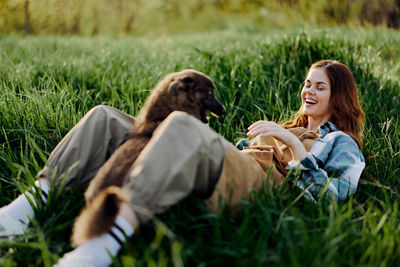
[0,26,400,266]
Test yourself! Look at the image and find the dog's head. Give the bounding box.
[136,70,226,134]
[162,69,226,123]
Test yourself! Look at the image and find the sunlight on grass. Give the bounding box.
[0,27,399,266]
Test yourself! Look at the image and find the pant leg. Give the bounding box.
[37,105,135,189]
[206,144,283,216]
[121,111,229,222]
[207,128,320,215]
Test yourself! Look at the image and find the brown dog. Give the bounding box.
[72,70,225,245]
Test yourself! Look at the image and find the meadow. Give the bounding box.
[0,26,399,266]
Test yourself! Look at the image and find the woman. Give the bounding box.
[247,59,365,202]
[0,60,365,266]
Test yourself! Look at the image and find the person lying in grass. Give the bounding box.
[0,60,365,266]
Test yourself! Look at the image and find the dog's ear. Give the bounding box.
[181,77,194,86]
[168,77,194,94]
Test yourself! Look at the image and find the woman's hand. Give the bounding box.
[247,121,308,161]
[247,121,295,145]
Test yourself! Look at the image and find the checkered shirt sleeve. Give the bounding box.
[287,122,365,202]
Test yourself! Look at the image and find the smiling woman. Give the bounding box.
[284,60,365,148]
[275,59,366,201]
[301,68,332,131]
[245,60,365,203]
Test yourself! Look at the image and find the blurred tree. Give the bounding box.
[361,0,400,28]
[0,0,399,34]
[23,0,32,33]
[71,0,84,34]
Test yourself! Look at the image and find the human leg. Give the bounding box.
[57,111,292,266]
[54,201,139,267]
[57,111,227,266]
[122,111,288,219]
[0,105,135,237]
[0,179,50,237]
[206,144,283,215]
[56,117,318,266]
[121,111,229,222]
[37,105,135,188]
[71,110,228,244]
[73,110,275,226]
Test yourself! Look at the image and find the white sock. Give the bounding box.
[57,216,134,267]
[2,180,50,223]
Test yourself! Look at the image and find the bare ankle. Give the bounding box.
[38,178,50,187]
[118,202,140,229]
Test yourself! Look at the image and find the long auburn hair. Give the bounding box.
[283,60,365,148]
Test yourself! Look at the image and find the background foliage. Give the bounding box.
[0,0,399,35]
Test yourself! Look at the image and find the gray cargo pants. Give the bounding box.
[37,105,254,220]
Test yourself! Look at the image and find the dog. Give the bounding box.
[72,69,226,245]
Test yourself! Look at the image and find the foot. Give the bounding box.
[0,209,28,237]
[55,216,134,267]
[0,179,49,237]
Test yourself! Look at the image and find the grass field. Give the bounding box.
[0,26,399,266]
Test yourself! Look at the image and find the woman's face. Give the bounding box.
[301,68,332,122]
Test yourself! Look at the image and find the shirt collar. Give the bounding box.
[319,121,339,137]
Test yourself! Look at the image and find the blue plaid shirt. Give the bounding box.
[287,121,365,202]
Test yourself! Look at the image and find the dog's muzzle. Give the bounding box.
[206,98,226,117]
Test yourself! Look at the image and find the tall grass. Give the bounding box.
[0,27,399,266]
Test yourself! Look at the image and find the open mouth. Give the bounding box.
[200,99,226,124]
[305,99,317,105]
[200,108,209,123]
[200,106,225,124]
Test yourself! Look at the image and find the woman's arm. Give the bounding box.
[287,133,365,201]
[247,121,365,201]
[247,120,308,160]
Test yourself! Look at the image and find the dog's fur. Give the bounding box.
[72,70,225,245]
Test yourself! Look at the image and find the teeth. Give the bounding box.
[306,99,317,104]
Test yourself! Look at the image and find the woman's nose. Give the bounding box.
[306,85,316,94]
